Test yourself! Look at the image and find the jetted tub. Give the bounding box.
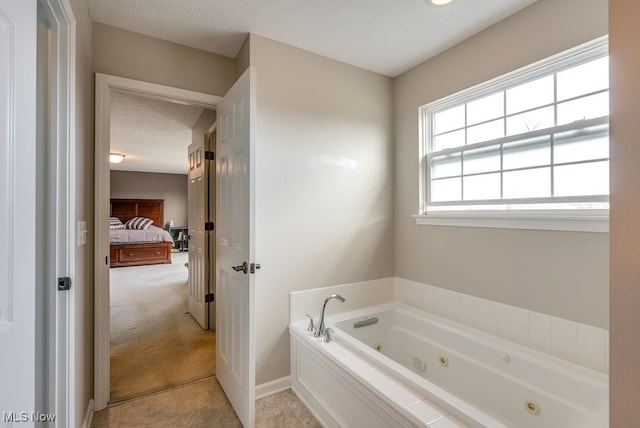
[289,303,608,428]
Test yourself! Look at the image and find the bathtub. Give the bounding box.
[289,303,608,427]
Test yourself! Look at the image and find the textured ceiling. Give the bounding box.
[110,91,206,175]
[87,0,538,77]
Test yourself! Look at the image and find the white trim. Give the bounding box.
[419,36,610,218]
[94,74,222,410]
[81,399,94,428]
[37,0,76,426]
[414,210,608,233]
[421,36,609,114]
[255,376,291,399]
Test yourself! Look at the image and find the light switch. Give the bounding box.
[77,221,87,247]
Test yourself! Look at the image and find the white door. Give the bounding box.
[187,133,211,329]
[0,0,38,421]
[216,67,256,427]
[207,128,217,331]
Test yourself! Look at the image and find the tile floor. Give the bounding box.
[91,377,321,428]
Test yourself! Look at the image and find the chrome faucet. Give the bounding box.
[314,294,346,338]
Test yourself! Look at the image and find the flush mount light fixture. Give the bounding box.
[109,153,126,164]
[426,0,455,6]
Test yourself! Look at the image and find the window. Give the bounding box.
[418,37,609,232]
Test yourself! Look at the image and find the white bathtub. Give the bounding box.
[290,303,608,427]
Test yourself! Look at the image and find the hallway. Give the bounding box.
[91,377,321,427]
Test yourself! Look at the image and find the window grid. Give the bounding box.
[430,87,608,145]
[428,117,609,205]
[422,38,609,211]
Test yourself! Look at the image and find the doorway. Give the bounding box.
[94,74,221,410]
[106,91,217,402]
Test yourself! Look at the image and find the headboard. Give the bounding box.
[110,199,165,228]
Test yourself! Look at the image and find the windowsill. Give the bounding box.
[413,210,608,233]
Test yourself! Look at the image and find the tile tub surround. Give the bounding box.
[394,278,609,375]
[290,277,609,374]
[289,277,395,324]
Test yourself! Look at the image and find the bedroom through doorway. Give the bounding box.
[107,88,217,403]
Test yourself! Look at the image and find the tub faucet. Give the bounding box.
[314,294,346,338]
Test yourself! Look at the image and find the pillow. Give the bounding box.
[125,216,154,230]
[109,216,125,230]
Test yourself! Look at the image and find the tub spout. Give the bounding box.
[314,294,346,338]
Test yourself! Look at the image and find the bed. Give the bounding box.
[109,199,174,268]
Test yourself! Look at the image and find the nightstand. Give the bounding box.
[169,226,189,251]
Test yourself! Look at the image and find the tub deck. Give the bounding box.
[290,302,608,428]
[290,321,474,427]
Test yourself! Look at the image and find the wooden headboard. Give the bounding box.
[110,199,165,228]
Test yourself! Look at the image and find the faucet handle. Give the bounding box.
[323,328,334,343]
[305,314,315,332]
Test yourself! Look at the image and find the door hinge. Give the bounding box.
[205,293,215,303]
[204,221,215,231]
[204,151,215,161]
[58,277,71,291]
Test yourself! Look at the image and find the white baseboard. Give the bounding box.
[81,398,94,428]
[255,376,291,399]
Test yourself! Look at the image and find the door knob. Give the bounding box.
[232,261,248,274]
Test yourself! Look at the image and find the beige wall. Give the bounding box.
[110,171,188,227]
[235,35,250,80]
[93,23,236,96]
[70,0,94,424]
[191,109,217,148]
[249,35,395,384]
[394,0,609,328]
[609,1,640,425]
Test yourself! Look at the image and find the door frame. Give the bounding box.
[37,0,76,425]
[93,74,221,410]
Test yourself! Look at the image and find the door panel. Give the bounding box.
[216,67,256,427]
[0,0,38,419]
[187,134,209,329]
[208,129,217,330]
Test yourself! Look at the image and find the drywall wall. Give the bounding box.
[609,1,640,425]
[191,109,217,147]
[248,34,394,384]
[70,0,94,424]
[110,171,188,227]
[235,35,250,80]
[394,0,609,328]
[92,22,236,96]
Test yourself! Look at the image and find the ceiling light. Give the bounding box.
[426,0,455,6]
[109,153,126,164]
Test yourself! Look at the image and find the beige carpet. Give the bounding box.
[110,251,215,403]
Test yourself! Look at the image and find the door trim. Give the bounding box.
[93,74,221,410]
[37,0,76,425]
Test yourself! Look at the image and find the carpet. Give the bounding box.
[109,251,215,403]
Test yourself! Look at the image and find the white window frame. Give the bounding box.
[416,36,609,233]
